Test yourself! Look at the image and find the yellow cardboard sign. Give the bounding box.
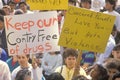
[27,0,68,10]
[58,6,116,53]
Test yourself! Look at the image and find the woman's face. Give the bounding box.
[65,56,76,69]
[17,54,29,67]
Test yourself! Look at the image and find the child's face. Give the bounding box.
[65,56,76,69]
[81,2,91,9]
[17,54,29,67]
[112,50,120,59]
[107,68,119,79]
[105,1,114,10]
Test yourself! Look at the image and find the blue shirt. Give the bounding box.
[6,58,19,72]
[0,48,8,62]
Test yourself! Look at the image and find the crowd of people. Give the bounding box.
[0,0,120,80]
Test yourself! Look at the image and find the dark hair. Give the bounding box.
[112,72,120,80]
[94,64,109,80]
[105,59,120,72]
[18,2,27,7]
[15,69,31,80]
[63,48,78,59]
[49,72,65,80]
[0,15,4,22]
[14,9,24,15]
[72,75,88,80]
[68,0,76,6]
[105,0,117,10]
[81,0,92,4]
[62,48,78,65]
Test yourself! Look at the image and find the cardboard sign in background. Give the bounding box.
[27,0,68,10]
[4,11,60,55]
[58,6,116,53]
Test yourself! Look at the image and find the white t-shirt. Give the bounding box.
[0,60,11,80]
[12,63,43,80]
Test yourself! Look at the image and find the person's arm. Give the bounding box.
[96,35,115,64]
[32,67,44,80]
[41,53,53,71]
[52,54,63,71]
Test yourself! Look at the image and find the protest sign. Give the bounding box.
[4,11,60,55]
[27,0,68,10]
[58,6,116,53]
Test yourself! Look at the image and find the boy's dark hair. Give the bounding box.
[15,69,31,80]
[105,0,117,10]
[63,48,78,59]
[49,72,65,80]
[18,2,27,7]
[81,0,92,4]
[112,72,120,80]
[62,48,78,65]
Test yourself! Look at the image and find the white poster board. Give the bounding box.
[4,11,60,55]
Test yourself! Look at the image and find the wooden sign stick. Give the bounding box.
[72,50,83,78]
